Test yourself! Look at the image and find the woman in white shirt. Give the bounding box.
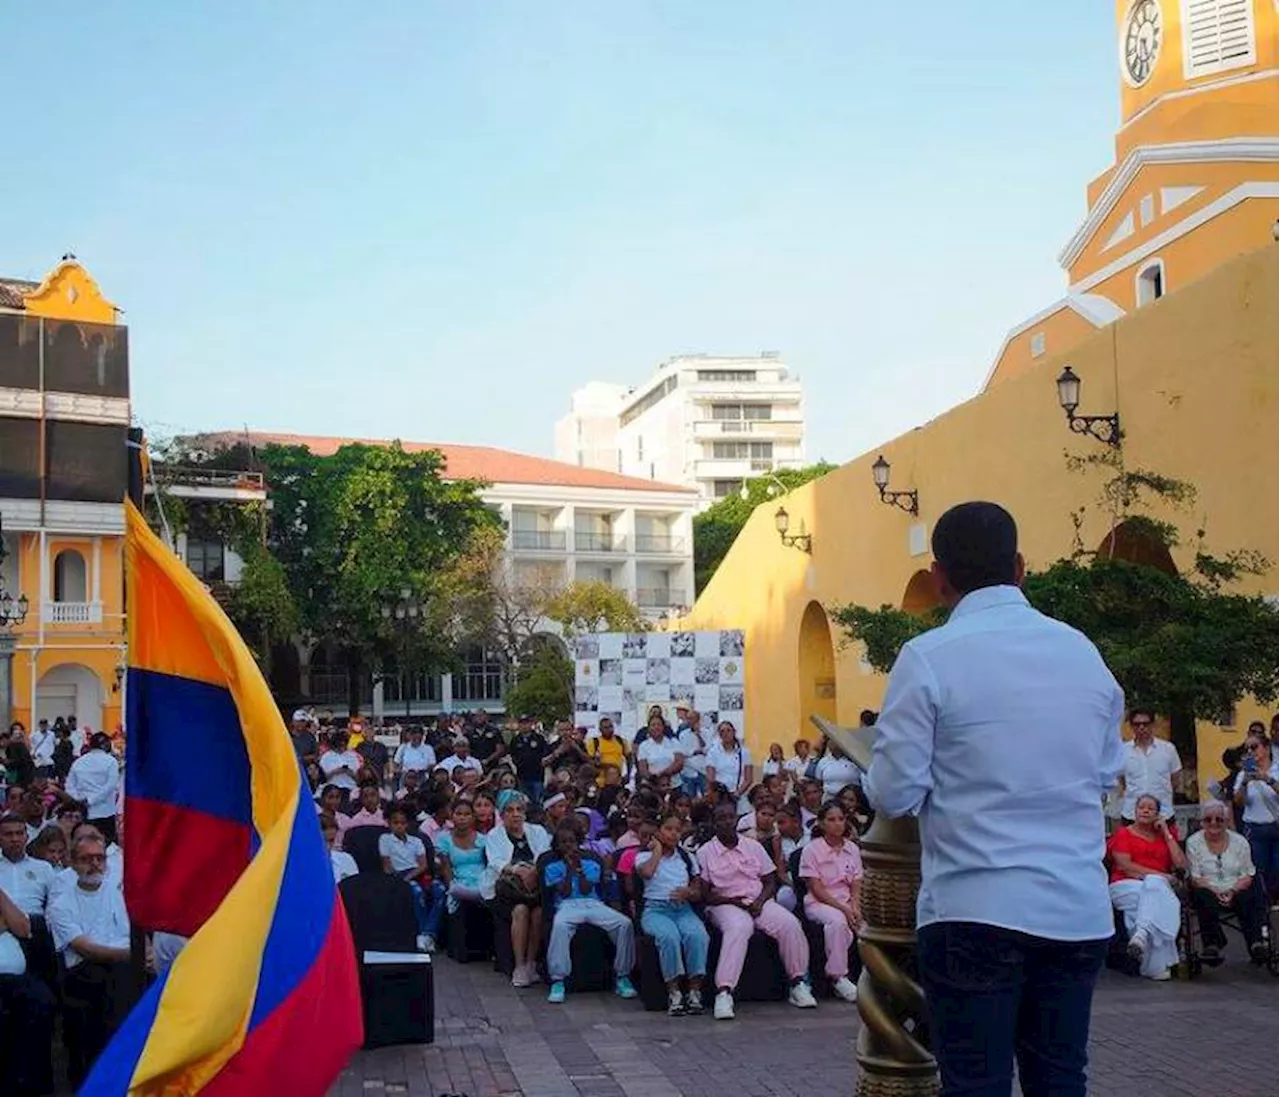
[814,742,862,801]
[704,721,753,810]
[1234,733,1279,901]
[1185,800,1265,962]
[762,743,787,779]
[635,811,710,1016]
[320,813,358,884]
[784,739,814,785]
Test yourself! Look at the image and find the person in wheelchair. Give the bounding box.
[1108,794,1186,981]
[1185,800,1268,964]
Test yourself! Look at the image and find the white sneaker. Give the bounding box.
[416,934,429,952]
[832,976,858,1003]
[1150,968,1172,982]
[713,989,735,1020]
[422,934,437,954]
[789,981,818,1009]
[1126,928,1149,960]
[511,963,532,988]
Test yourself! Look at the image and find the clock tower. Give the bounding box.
[1062,0,1278,292]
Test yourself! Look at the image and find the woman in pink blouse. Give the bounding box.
[798,801,863,1003]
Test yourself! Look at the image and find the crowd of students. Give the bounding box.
[298,703,871,1020]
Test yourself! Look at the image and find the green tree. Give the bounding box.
[541,580,647,640]
[694,463,837,594]
[226,544,300,677]
[503,641,575,727]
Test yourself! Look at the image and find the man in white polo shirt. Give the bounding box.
[1117,708,1181,822]
[0,813,55,917]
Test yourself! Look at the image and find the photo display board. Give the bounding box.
[573,630,746,740]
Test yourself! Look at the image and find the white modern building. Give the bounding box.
[177,432,698,716]
[555,353,806,507]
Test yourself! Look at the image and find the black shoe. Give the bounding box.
[1249,940,1269,963]
[1200,945,1224,966]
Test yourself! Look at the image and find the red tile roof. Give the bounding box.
[196,431,695,495]
[0,276,38,310]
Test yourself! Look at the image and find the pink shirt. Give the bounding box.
[799,837,863,905]
[337,808,386,848]
[697,835,774,903]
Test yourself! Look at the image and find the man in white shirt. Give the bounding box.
[393,727,437,786]
[677,708,708,797]
[864,502,1124,1097]
[319,730,364,796]
[0,882,56,1096]
[443,738,484,782]
[30,719,56,777]
[47,833,132,1088]
[1116,709,1181,822]
[0,812,56,917]
[64,733,121,843]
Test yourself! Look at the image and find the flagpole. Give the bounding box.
[124,426,149,1008]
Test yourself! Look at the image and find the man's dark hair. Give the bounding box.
[1128,707,1156,723]
[859,709,877,726]
[931,501,1019,594]
[0,812,25,828]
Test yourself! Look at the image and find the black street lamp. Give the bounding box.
[381,587,421,721]
[774,506,812,554]
[1055,365,1121,446]
[871,456,919,516]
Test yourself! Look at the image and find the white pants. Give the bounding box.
[1110,877,1180,978]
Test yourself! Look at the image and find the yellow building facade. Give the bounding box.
[682,3,1279,787]
[0,260,129,734]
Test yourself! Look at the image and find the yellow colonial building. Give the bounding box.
[0,259,129,734]
[682,1,1279,785]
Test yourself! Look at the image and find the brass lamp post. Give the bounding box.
[813,716,939,1097]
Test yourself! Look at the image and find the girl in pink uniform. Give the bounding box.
[798,801,863,1002]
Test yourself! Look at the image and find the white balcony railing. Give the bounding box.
[43,601,104,625]
[634,534,687,555]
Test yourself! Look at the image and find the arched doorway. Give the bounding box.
[902,569,943,615]
[37,663,104,731]
[1095,520,1178,574]
[53,549,87,602]
[798,601,837,739]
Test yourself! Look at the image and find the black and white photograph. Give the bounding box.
[646,658,670,685]
[576,636,600,660]
[718,685,745,712]
[670,631,696,657]
[598,658,622,685]
[694,657,721,684]
[719,630,745,657]
[622,633,647,659]
[574,685,599,711]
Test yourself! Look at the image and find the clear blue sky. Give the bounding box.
[3,3,1120,466]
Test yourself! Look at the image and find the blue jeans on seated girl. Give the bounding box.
[408,879,447,939]
[641,900,709,981]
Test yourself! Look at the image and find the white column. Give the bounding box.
[91,536,102,605]
[372,678,385,724]
[441,673,454,714]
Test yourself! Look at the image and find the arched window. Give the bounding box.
[53,549,87,603]
[1135,260,1165,306]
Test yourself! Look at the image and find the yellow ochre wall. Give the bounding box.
[681,246,1278,791]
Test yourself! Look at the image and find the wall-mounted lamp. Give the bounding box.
[1055,365,1121,447]
[870,456,919,516]
[774,507,812,554]
[112,665,126,694]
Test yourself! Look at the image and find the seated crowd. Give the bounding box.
[2,703,1275,1092]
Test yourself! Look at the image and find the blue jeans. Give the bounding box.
[680,774,706,798]
[917,922,1108,1097]
[641,901,709,982]
[1244,820,1278,900]
[520,779,544,805]
[408,879,446,940]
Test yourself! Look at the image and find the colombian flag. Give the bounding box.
[82,502,362,1095]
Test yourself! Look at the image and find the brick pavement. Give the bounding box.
[334,951,1278,1097]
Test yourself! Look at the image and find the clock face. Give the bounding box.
[1122,0,1162,86]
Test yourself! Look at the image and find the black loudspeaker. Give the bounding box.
[359,955,434,1049]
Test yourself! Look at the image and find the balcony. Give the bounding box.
[575,532,626,553]
[636,588,685,609]
[511,530,567,551]
[634,534,687,555]
[43,601,103,625]
[692,419,803,440]
[153,466,267,502]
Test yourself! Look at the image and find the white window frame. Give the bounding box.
[1030,332,1046,358]
[1181,0,1257,80]
[1135,258,1167,305]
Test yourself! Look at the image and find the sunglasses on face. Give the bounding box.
[1131,720,1152,728]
